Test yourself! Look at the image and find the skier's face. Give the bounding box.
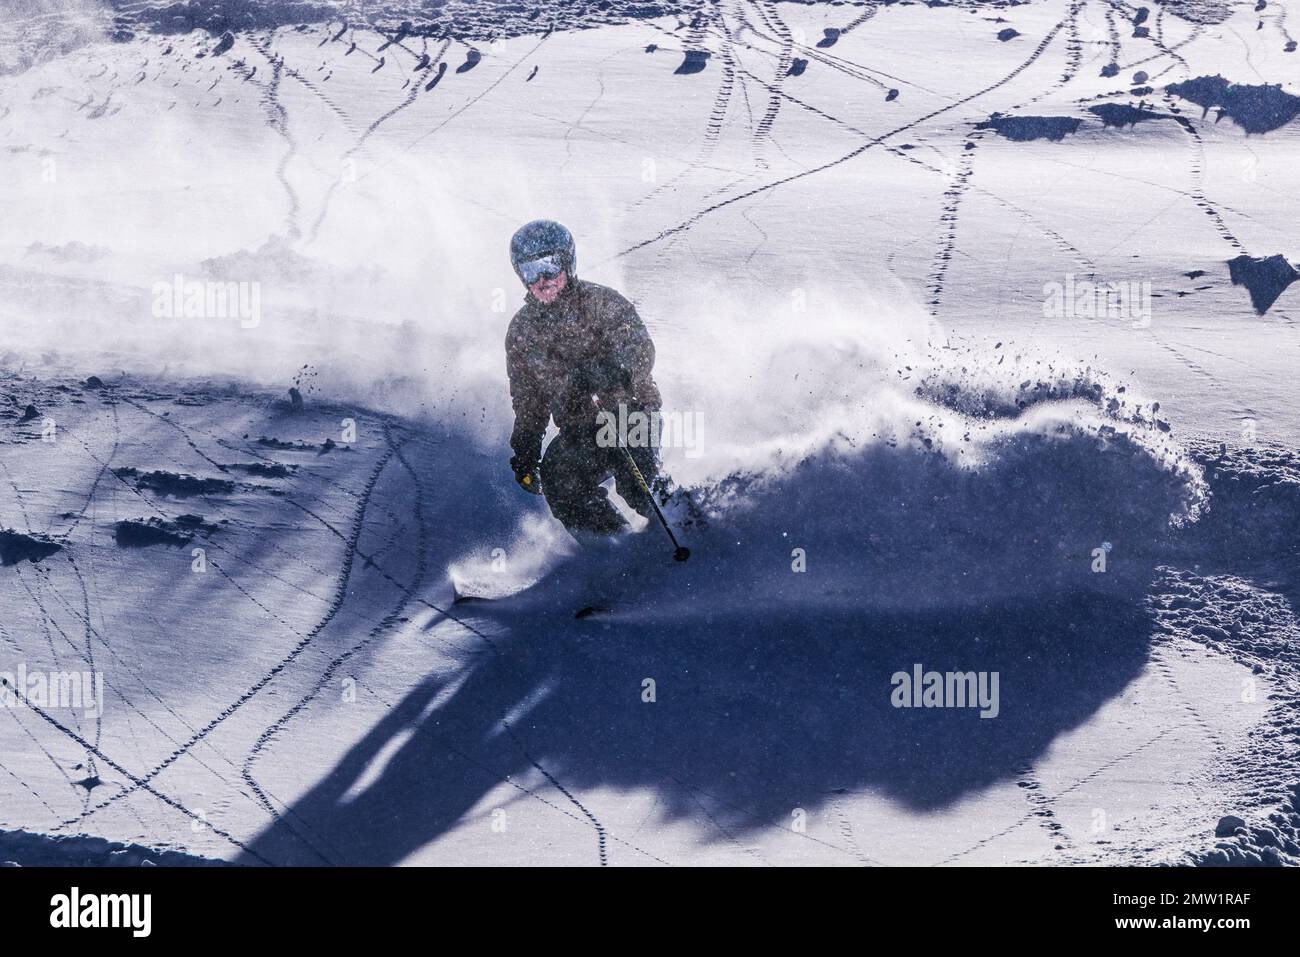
[529,269,568,305]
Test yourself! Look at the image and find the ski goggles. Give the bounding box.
[517,253,565,285]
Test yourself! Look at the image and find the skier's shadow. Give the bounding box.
[240,581,1153,865]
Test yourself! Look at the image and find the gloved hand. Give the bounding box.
[510,455,541,494]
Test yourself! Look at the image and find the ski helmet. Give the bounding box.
[510,219,577,287]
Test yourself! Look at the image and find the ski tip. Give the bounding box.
[575,605,611,620]
[673,546,691,562]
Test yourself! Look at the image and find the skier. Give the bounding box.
[505,219,662,537]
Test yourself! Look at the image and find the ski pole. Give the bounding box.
[592,395,690,562]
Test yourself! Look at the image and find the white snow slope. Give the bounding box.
[1,0,1298,866]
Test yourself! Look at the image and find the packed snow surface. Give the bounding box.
[1,0,1298,865]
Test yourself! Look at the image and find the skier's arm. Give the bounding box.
[505,325,550,470]
[601,293,656,392]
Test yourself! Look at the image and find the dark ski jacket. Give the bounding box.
[505,279,661,467]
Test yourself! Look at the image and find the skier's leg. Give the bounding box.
[540,429,627,535]
[611,408,661,522]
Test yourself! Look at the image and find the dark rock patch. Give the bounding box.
[114,515,215,548]
[113,468,235,498]
[976,113,1082,141]
[256,436,320,452]
[226,461,295,478]
[1089,102,1169,127]
[0,827,227,867]
[1167,74,1300,133]
[113,0,698,43]
[1227,254,1299,314]
[455,48,481,73]
[816,28,841,48]
[0,529,61,566]
[674,50,711,75]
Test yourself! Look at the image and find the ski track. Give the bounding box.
[53,399,118,538]
[928,2,1085,318]
[241,424,430,864]
[739,2,891,93]
[21,563,96,815]
[722,56,1100,284]
[118,394,230,474]
[1151,641,1227,753]
[683,785,773,866]
[63,554,101,776]
[629,14,737,213]
[2,444,273,851]
[396,31,552,159]
[747,0,792,169]
[98,399,339,604]
[307,37,451,244]
[706,5,738,148]
[1016,763,1073,856]
[282,63,354,130]
[1144,329,1226,390]
[1163,93,1248,254]
[6,694,83,817]
[1065,0,1085,83]
[619,11,1079,259]
[290,434,618,866]
[28,397,626,865]
[248,36,302,239]
[0,674,273,862]
[0,753,61,819]
[11,462,355,844]
[65,431,401,825]
[1119,6,1205,73]
[837,5,879,40]
[353,669,668,865]
[34,566,292,831]
[1275,5,1297,49]
[938,728,1176,865]
[829,798,880,866]
[1105,3,1121,69]
[925,142,981,315]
